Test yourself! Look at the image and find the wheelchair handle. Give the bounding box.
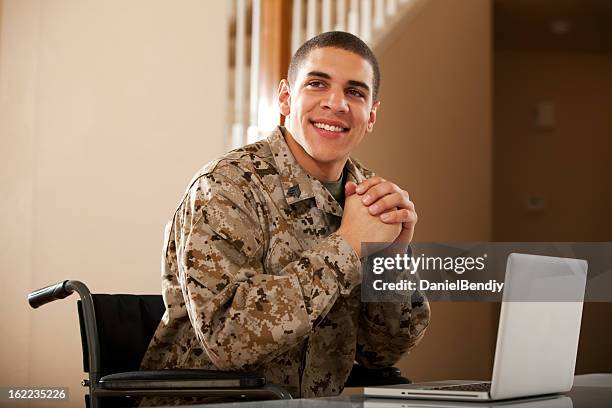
[28,280,73,308]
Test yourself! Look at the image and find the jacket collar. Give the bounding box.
[267,126,367,217]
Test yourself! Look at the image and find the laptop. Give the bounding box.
[364,395,572,408]
[364,253,588,401]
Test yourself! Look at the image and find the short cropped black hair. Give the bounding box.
[287,31,381,100]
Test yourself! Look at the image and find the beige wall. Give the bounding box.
[494,50,612,241]
[493,49,612,373]
[355,0,495,381]
[0,0,227,404]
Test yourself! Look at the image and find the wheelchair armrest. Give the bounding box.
[98,369,265,390]
[345,364,411,387]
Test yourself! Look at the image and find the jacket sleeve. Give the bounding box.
[355,292,430,368]
[355,245,430,368]
[349,166,430,368]
[172,170,361,371]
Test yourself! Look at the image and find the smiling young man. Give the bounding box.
[140,31,430,402]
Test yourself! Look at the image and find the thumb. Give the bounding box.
[345,181,358,197]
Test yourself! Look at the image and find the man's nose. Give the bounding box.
[321,88,348,113]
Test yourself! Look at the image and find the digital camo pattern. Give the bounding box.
[140,126,430,405]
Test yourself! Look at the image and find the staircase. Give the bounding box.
[227,0,429,149]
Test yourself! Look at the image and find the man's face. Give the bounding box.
[278,47,379,177]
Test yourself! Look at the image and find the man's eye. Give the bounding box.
[307,80,325,88]
[347,89,364,98]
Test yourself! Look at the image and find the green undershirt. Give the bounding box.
[321,168,347,208]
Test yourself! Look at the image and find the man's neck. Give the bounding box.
[283,128,346,182]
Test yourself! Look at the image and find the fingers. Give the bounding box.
[353,177,415,227]
[355,176,386,194]
[362,181,403,206]
[379,208,418,226]
[345,181,358,197]
[368,192,413,215]
[363,188,414,215]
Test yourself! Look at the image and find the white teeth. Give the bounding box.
[313,122,345,132]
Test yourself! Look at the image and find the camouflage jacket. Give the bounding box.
[140,126,430,399]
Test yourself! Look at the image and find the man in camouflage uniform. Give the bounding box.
[140,32,430,403]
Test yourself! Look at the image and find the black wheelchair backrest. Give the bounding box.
[78,294,164,376]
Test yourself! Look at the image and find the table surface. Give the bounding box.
[179,385,612,408]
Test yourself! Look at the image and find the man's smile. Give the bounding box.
[309,118,350,139]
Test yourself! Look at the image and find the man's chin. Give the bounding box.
[309,151,349,165]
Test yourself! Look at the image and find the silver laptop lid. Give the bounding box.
[490,253,588,400]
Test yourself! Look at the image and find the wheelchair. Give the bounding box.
[28,280,410,407]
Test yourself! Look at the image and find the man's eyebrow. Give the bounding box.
[347,80,370,93]
[306,71,332,80]
[305,71,371,94]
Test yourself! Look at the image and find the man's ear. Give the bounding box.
[277,79,291,117]
[367,100,380,132]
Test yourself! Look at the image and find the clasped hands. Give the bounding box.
[337,176,418,258]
